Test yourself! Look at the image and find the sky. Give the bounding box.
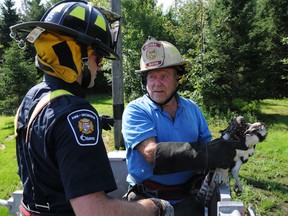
[157,0,175,11]
[0,0,46,10]
[0,0,175,11]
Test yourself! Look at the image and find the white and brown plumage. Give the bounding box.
[196,116,268,206]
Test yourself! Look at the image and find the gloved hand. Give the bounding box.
[205,138,238,169]
[149,198,174,216]
[153,139,244,175]
[99,115,115,131]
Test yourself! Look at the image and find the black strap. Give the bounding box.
[22,90,73,212]
[134,175,204,200]
[136,183,189,200]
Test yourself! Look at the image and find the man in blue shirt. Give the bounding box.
[122,37,239,215]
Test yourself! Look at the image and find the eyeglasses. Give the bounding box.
[82,52,103,67]
[93,51,103,66]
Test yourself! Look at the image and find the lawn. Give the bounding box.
[0,96,287,216]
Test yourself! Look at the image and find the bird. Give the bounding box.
[196,116,268,206]
[223,117,268,195]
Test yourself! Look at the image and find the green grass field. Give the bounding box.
[0,96,287,216]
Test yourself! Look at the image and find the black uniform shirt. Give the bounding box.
[15,75,117,214]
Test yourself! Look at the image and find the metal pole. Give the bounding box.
[111,0,124,149]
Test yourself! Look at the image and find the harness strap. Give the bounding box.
[130,174,204,200]
[16,89,74,213]
[25,89,73,144]
[14,107,21,137]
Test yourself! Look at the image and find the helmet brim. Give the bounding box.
[10,21,119,60]
[135,61,191,73]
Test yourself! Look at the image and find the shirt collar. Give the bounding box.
[43,74,86,98]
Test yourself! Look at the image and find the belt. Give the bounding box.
[136,175,204,200]
[136,183,188,200]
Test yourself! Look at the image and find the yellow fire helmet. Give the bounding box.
[10,0,121,83]
[135,36,190,74]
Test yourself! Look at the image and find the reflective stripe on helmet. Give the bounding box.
[95,15,107,31]
[69,6,86,21]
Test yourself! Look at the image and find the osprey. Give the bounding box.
[196,116,268,206]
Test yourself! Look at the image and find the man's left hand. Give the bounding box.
[100,115,115,131]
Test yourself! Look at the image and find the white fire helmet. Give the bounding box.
[135,37,191,74]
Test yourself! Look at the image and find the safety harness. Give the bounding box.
[15,89,74,216]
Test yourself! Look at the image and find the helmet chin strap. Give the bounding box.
[81,62,91,88]
[80,45,92,89]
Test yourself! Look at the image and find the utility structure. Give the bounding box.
[111,0,124,149]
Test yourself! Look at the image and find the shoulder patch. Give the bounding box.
[67,109,99,146]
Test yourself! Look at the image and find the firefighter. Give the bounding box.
[122,37,243,215]
[12,1,173,216]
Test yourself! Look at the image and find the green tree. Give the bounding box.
[18,0,48,60]
[0,0,19,57]
[121,0,172,101]
[20,0,46,21]
[201,0,257,112]
[166,0,208,103]
[250,0,288,98]
[0,42,37,115]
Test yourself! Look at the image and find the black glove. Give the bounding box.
[153,138,241,175]
[204,138,237,169]
[99,115,115,131]
[149,198,174,216]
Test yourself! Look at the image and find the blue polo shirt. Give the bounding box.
[122,94,212,187]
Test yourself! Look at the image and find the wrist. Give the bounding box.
[149,198,162,216]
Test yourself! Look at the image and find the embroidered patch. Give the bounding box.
[67,109,99,146]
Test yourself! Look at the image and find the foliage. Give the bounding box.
[249,0,288,99]
[121,0,172,101]
[201,0,257,112]
[281,37,288,65]
[231,98,261,114]
[20,0,47,21]
[0,42,38,115]
[0,0,288,114]
[167,0,207,95]
[0,0,19,57]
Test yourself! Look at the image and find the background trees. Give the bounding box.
[0,0,287,115]
[0,0,19,57]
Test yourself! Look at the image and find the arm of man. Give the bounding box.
[70,191,173,216]
[135,137,157,164]
[134,136,239,175]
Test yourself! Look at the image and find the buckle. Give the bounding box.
[138,184,159,197]
[35,202,50,211]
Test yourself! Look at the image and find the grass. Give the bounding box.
[0,96,287,215]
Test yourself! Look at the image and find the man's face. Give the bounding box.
[146,68,179,104]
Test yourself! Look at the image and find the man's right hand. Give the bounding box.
[149,198,174,216]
